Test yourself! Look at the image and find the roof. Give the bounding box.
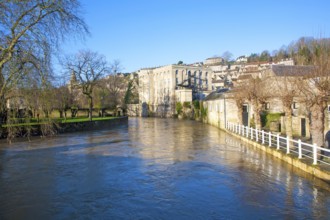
[212,79,225,83]
[204,88,230,101]
[237,74,253,80]
[271,65,315,77]
[206,57,223,60]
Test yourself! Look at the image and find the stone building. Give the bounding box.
[138,64,212,117]
[208,58,295,90]
[203,89,238,129]
[206,65,329,140]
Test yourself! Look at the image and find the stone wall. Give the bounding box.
[205,97,239,130]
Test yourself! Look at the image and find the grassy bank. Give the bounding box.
[1,116,118,128]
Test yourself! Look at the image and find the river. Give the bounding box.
[0,118,329,219]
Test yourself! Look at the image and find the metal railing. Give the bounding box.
[226,121,330,166]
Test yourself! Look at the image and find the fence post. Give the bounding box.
[277,134,280,150]
[256,129,259,142]
[238,124,241,135]
[242,125,245,136]
[298,139,302,159]
[268,132,272,147]
[262,130,265,144]
[251,127,253,140]
[313,143,318,165]
[286,136,290,154]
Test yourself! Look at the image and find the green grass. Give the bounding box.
[1,116,118,128]
[60,116,117,123]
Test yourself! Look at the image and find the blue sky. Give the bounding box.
[61,0,330,73]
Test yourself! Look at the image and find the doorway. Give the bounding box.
[242,105,249,126]
[301,118,306,137]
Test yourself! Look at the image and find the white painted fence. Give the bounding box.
[226,121,330,166]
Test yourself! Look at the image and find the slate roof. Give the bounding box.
[212,79,225,83]
[204,88,230,101]
[271,65,315,77]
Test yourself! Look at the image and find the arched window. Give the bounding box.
[188,71,191,86]
[175,70,179,86]
[194,71,197,86]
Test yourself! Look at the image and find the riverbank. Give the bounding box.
[223,126,330,183]
[0,116,128,140]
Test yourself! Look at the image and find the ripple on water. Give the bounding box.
[0,118,329,219]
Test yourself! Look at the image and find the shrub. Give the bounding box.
[201,104,208,119]
[265,113,284,128]
[193,100,200,109]
[176,102,183,114]
[183,101,191,108]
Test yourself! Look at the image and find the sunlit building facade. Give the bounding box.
[138,64,212,117]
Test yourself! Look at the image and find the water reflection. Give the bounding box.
[0,118,329,219]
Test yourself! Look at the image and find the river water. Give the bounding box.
[0,118,329,219]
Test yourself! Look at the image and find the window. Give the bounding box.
[328,105,330,112]
[265,102,270,110]
[292,102,298,109]
[188,71,191,85]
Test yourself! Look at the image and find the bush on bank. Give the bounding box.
[1,116,125,143]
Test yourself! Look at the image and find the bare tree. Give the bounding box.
[231,80,247,124]
[64,50,108,121]
[0,0,88,124]
[265,66,305,141]
[53,85,72,119]
[221,51,233,63]
[103,75,126,109]
[298,39,330,151]
[239,75,269,129]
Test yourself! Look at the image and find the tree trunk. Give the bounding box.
[284,105,293,149]
[0,67,5,125]
[253,100,262,130]
[235,100,243,124]
[88,96,93,121]
[59,110,63,119]
[310,102,325,157]
[44,110,49,118]
[0,95,7,126]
